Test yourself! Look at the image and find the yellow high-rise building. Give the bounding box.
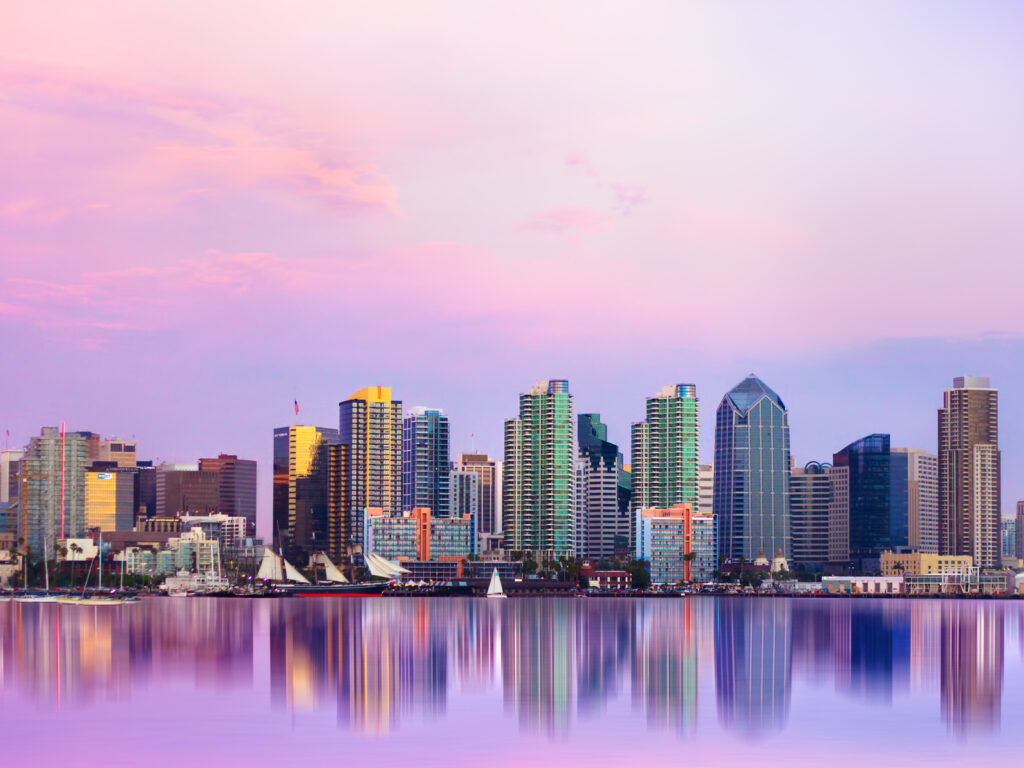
[84,470,135,532]
[339,386,402,553]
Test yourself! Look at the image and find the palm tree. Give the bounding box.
[69,542,82,590]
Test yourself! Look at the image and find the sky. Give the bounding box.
[1,1,1023,534]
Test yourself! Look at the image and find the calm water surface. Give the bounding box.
[2,597,1023,766]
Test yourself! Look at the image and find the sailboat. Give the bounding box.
[276,552,402,596]
[16,532,57,603]
[486,568,507,599]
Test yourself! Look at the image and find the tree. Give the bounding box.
[69,543,83,590]
[522,557,538,575]
[625,559,650,590]
[739,569,766,589]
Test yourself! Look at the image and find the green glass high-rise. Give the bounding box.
[503,380,576,557]
[630,384,700,512]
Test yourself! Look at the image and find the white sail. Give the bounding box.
[282,557,311,584]
[256,548,283,581]
[365,553,409,579]
[312,552,349,583]
[486,568,505,598]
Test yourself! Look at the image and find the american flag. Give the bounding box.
[294,399,299,416]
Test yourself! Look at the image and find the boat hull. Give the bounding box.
[280,582,389,597]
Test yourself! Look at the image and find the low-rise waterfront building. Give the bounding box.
[880,551,973,577]
[635,503,697,585]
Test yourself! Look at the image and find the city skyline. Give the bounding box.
[2,4,1024,537]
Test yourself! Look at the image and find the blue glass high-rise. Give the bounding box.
[713,374,791,562]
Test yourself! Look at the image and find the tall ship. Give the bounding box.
[257,550,406,596]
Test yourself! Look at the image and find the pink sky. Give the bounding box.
[1,2,1023,528]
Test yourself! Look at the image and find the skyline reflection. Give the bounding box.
[0,597,1012,745]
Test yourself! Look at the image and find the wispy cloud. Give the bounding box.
[518,207,611,235]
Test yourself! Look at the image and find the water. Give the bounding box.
[2,597,1023,766]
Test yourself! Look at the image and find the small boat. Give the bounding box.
[15,594,58,603]
[56,596,86,605]
[81,596,126,606]
[486,568,507,599]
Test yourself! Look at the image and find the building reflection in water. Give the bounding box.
[633,599,698,735]
[715,598,792,739]
[940,601,1003,736]
[0,597,1013,742]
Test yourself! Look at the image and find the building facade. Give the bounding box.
[630,384,699,512]
[155,463,220,518]
[503,380,576,557]
[449,469,479,522]
[789,461,831,567]
[272,426,348,562]
[892,447,939,554]
[402,407,450,516]
[938,376,1000,569]
[198,454,258,536]
[21,427,95,556]
[833,434,905,571]
[714,375,792,561]
[340,386,403,551]
[84,468,135,532]
[453,452,501,539]
[577,414,630,559]
[1016,502,1024,561]
[697,463,714,515]
[635,503,696,585]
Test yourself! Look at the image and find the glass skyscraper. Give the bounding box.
[503,379,576,556]
[402,407,451,516]
[713,375,791,561]
[576,413,629,559]
[833,433,906,570]
[272,425,348,562]
[631,384,699,512]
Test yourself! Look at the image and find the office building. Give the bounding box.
[938,376,1000,569]
[879,551,973,577]
[135,460,156,522]
[84,468,135,532]
[155,463,220,517]
[363,506,474,561]
[95,439,137,468]
[789,462,831,567]
[453,452,501,538]
[714,375,792,561]
[402,407,450,516]
[833,434,905,572]
[691,510,716,581]
[340,386,403,551]
[635,503,696,585]
[450,469,479,522]
[697,463,714,515]
[198,454,258,536]
[828,465,850,564]
[21,427,95,555]
[577,414,630,559]
[503,380,576,557]
[272,426,348,562]
[1016,502,1024,561]
[892,447,939,554]
[1,449,25,504]
[631,384,699,512]
[1001,518,1016,559]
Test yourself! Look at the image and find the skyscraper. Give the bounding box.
[1000,517,1016,559]
[577,414,630,559]
[503,380,576,556]
[402,407,450,516]
[789,461,831,568]
[714,375,792,561]
[631,384,699,512]
[891,448,939,554]
[198,454,258,536]
[453,452,501,542]
[833,434,905,572]
[21,427,96,555]
[1016,501,1024,561]
[697,463,714,515]
[155,463,219,517]
[938,376,1000,569]
[340,386,403,552]
[273,426,348,562]
[449,469,479,522]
